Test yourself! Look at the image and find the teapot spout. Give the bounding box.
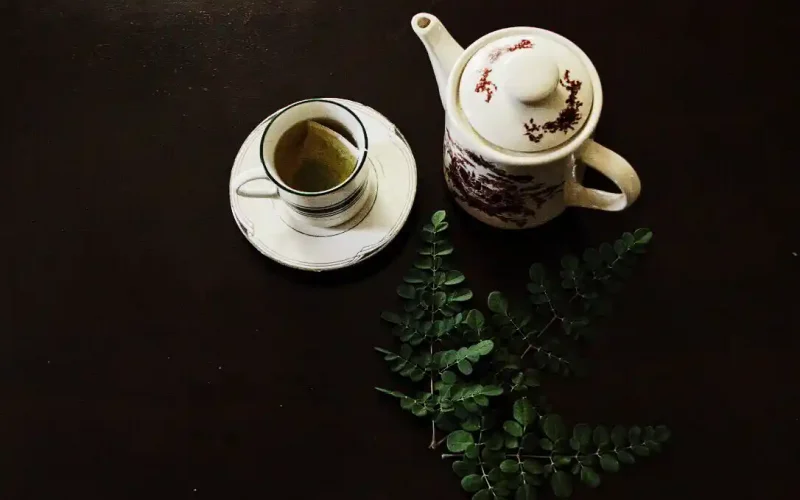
[411,13,464,110]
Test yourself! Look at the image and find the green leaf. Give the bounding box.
[529,263,546,282]
[516,484,536,500]
[465,444,478,459]
[432,291,447,308]
[613,240,626,256]
[628,426,642,445]
[461,474,484,493]
[622,232,635,247]
[472,340,494,356]
[482,385,504,396]
[487,291,509,314]
[616,449,635,464]
[573,424,591,447]
[634,228,653,245]
[500,459,519,473]
[380,311,404,325]
[551,471,573,498]
[462,416,481,432]
[539,438,553,451]
[580,466,601,488]
[593,426,609,447]
[645,440,662,453]
[431,210,446,226]
[513,398,536,426]
[473,490,492,500]
[396,284,416,299]
[523,459,544,475]
[632,445,650,457]
[599,242,616,263]
[447,430,475,452]
[600,454,619,472]
[542,414,566,441]
[457,359,473,375]
[403,268,428,284]
[504,421,524,437]
[582,248,601,269]
[521,433,538,451]
[436,242,454,256]
[610,425,627,447]
[453,460,476,478]
[444,270,466,285]
[485,433,505,451]
[655,425,671,443]
[465,309,485,329]
[441,370,457,384]
[561,255,579,270]
[553,455,572,467]
[450,288,474,302]
[414,256,433,269]
[505,436,519,449]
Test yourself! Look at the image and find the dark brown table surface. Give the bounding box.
[3,1,798,499]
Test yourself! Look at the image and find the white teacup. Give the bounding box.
[231,99,370,228]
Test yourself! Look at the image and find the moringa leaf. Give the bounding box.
[447,430,475,452]
[433,291,447,308]
[655,425,671,443]
[461,474,484,493]
[473,489,491,500]
[457,359,473,375]
[523,459,544,475]
[513,398,536,427]
[397,284,416,299]
[465,309,485,330]
[500,459,519,473]
[444,270,466,285]
[380,311,404,325]
[561,255,579,270]
[436,242,454,256]
[593,426,609,447]
[503,421,523,437]
[616,449,635,464]
[580,466,601,488]
[515,484,536,500]
[551,471,572,498]
[450,289,474,302]
[600,454,619,472]
[453,460,476,478]
[542,414,566,441]
[431,210,446,226]
[403,268,428,283]
[611,425,627,447]
[414,256,433,270]
[487,291,509,314]
[441,370,457,384]
[573,424,591,448]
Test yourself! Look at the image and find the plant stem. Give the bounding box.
[427,228,438,449]
[441,453,463,459]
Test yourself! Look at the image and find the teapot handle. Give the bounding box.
[565,139,641,211]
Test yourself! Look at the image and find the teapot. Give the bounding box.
[412,13,641,229]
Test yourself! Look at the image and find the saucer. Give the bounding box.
[229,99,417,271]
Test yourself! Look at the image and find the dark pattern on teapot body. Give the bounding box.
[443,129,563,227]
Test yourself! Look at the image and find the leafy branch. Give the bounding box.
[376,211,668,498]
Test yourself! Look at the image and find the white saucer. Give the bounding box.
[229,99,417,271]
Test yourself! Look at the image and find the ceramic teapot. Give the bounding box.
[412,13,641,229]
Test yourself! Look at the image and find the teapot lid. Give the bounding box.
[457,31,594,153]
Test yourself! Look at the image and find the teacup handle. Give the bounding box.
[231,168,279,198]
[565,139,641,211]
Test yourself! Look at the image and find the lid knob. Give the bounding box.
[502,50,560,104]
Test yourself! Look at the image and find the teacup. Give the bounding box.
[231,99,370,228]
